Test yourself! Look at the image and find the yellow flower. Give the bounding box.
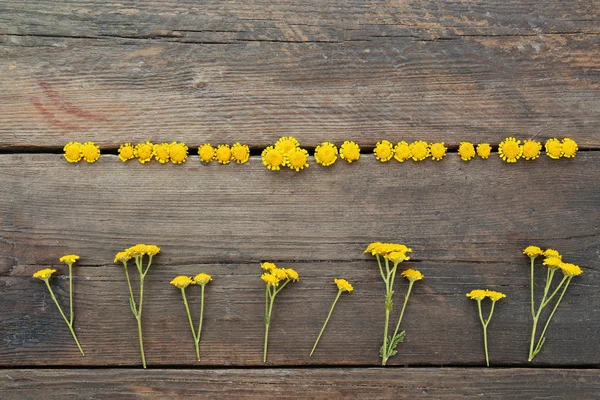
[118,143,135,162]
[170,276,193,289]
[126,244,148,258]
[59,254,80,265]
[169,142,188,164]
[261,273,280,287]
[81,142,101,163]
[521,140,542,161]
[401,269,424,282]
[314,142,338,166]
[153,143,171,164]
[561,138,578,158]
[545,138,563,159]
[274,136,299,156]
[384,251,411,264]
[261,146,285,170]
[476,143,492,159]
[485,290,506,302]
[135,142,154,163]
[145,245,161,256]
[365,242,383,255]
[33,268,57,280]
[193,273,212,285]
[286,147,309,171]
[542,249,561,259]
[560,263,583,277]
[523,246,543,258]
[214,144,232,165]
[334,278,353,292]
[458,142,476,161]
[284,268,299,282]
[198,144,216,162]
[466,289,487,301]
[393,141,411,163]
[339,141,360,163]
[430,142,447,161]
[114,251,131,263]
[261,262,277,272]
[410,141,430,161]
[374,140,394,162]
[271,268,289,281]
[63,142,83,163]
[543,257,563,269]
[498,137,522,163]
[231,143,250,164]
[366,242,412,257]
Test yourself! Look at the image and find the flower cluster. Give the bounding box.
[466,288,506,366]
[116,142,189,164]
[198,143,250,164]
[63,142,101,163]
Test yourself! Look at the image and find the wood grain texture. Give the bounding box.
[1,368,599,399]
[0,154,598,366]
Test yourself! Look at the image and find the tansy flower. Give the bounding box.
[81,142,101,163]
[334,278,353,292]
[63,142,83,163]
[33,268,57,280]
[286,147,309,171]
[153,143,171,164]
[458,142,476,161]
[384,251,411,264]
[467,288,505,366]
[231,143,250,164]
[485,290,506,302]
[118,143,135,162]
[170,276,193,289]
[430,142,447,161]
[314,142,338,167]
[522,140,542,161]
[214,144,232,165]
[261,273,280,287]
[560,263,582,277]
[271,268,289,281]
[145,245,161,256]
[542,248,561,259]
[284,268,299,282]
[193,273,212,285]
[523,246,543,258]
[393,141,411,163]
[543,257,562,269]
[476,143,492,159]
[198,144,216,162]
[466,289,487,301]
[561,138,578,158]
[498,137,522,163]
[261,146,285,170]
[274,136,299,156]
[374,140,394,162]
[59,254,80,265]
[114,251,131,263]
[410,141,430,161]
[401,269,424,282]
[169,142,188,164]
[339,141,360,163]
[135,142,154,164]
[261,262,277,272]
[545,138,563,159]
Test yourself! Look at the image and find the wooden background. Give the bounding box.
[1,1,599,398]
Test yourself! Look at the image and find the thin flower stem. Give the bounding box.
[197,284,206,360]
[529,268,556,361]
[530,257,535,318]
[310,290,342,357]
[68,263,74,326]
[44,280,85,356]
[143,255,153,276]
[533,278,572,357]
[390,280,414,344]
[181,288,199,361]
[376,255,386,282]
[542,276,568,308]
[123,262,137,312]
[264,287,276,362]
[137,273,146,368]
[274,279,290,295]
[477,300,489,367]
[382,307,390,365]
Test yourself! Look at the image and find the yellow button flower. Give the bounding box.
[33,268,57,280]
[522,140,541,161]
[339,141,360,163]
[81,142,101,163]
[284,268,300,282]
[214,144,232,165]
[485,290,506,302]
[334,278,353,292]
[466,289,487,301]
[543,257,563,269]
[561,138,578,158]
[545,138,563,159]
[231,143,250,164]
[261,262,277,272]
[261,273,280,287]
[314,142,338,167]
[270,268,288,281]
[59,254,80,265]
[560,263,583,277]
[286,147,309,171]
[542,248,561,259]
[145,245,161,256]
[198,144,216,163]
[410,141,430,161]
[401,269,424,282]
[374,140,394,162]
[118,143,135,162]
[498,137,522,163]
[274,136,299,156]
[384,251,411,264]
[126,244,148,258]
[262,146,285,170]
[170,276,193,289]
[458,142,476,161]
[169,142,188,164]
[63,142,83,163]
[523,246,543,258]
[476,143,492,159]
[393,141,411,163]
[193,273,212,285]
[114,251,131,263]
[135,142,154,164]
[430,142,447,161]
[153,143,171,164]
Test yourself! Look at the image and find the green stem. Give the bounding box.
[181,288,199,361]
[197,284,206,360]
[44,280,85,356]
[390,280,414,344]
[264,286,276,362]
[382,307,390,366]
[68,263,74,326]
[542,276,567,308]
[137,273,146,368]
[123,262,137,312]
[533,278,572,358]
[310,290,342,357]
[375,255,386,282]
[529,268,556,361]
[477,300,489,367]
[143,255,153,275]
[530,257,535,318]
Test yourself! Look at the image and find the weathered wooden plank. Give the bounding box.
[1,33,599,148]
[1,368,599,399]
[0,154,598,366]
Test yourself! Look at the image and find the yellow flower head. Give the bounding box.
[63,142,83,163]
[374,140,394,162]
[339,141,360,163]
[366,242,412,257]
[365,242,383,255]
[198,144,216,162]
[545,138,563,159]
[521,140,542,161]
[33,268,57,280]
[261,146,285,170]
[114,251,131,263]
[384,251,411,264]
[231,143,250,164]
[523,246,543,258]
[314,142,338,167]
[81,142,101,163]
[286,147,309,171]
[135,142,154,164]
[169,142,188,164]
[430,142,447,161]
[153,143,171,164]
[126,244,148,258]
[393,141,412,163]
[458,142,476,161]
[410,141,430,161]
[498,137,522,163]
[334,278,353,292]
[485,289,506,302]
[401,269,424,282]
[193,273,212,285]
[274,136,299,156]
[214,144,232,165]
[542,249,561,259]
[561,138,578,158]
[145,245,161,256]
[261,273,280,287]
[284,268,299,282]
[261,262,277,272]
[543,257,563,269]
[270,268,289,281]
[170,276,193,289]
[59,254,80,265]
[560,263,583,277]
[466,289,487,301]
[476,143,492,159]
[118,143,135,162]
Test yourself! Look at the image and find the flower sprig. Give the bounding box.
[260,262,299,362]
[114,244,160,368]
[466,289,506,366]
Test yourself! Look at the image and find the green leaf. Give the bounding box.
[387,331,406,357]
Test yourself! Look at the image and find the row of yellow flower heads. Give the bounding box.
[62,137,578,167]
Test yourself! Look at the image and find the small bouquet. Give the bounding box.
[466,289,506,366]
[260,262,299,362]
